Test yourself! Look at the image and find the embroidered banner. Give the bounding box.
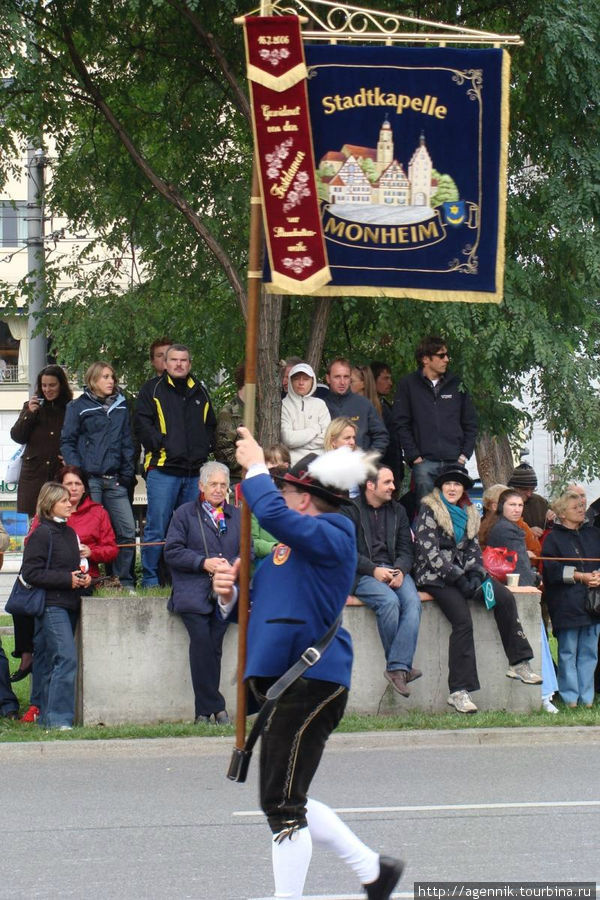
[263,43,509,303]
[243,16,331,293]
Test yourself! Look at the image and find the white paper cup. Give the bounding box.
[506,573,520,587]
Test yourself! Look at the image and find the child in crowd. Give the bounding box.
[251,444,290,568]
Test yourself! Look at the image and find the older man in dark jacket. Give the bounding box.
[164,461,240,725]
[342,466,422,697]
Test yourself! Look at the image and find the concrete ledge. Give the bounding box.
[78,588,542,725]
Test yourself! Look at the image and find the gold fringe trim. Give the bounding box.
[269,265,332,294]
[264,282,502,303]
[246,62,307,92]
[495,49,510,306]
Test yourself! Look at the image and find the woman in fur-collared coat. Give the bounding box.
[413,464,541,714]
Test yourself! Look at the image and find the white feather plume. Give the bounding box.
[307,446,380,491]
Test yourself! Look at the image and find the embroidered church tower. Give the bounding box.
[408,132,433,206]
[376,118,394,176]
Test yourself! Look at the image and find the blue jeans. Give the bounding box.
[142,470,198,587]
[0,638,19,716]
[88,476,135,588]
[412,458,460,505]
[556,624,600,706]
[36,606,79,728]
[355,573,422,670]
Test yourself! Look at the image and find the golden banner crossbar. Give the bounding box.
[243,0,522,46]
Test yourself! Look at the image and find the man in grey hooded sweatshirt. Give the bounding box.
[281,362,331,465]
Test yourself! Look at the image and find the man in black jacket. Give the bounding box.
[343,466,422,697]
[134,344,217,587]
[392,336,477,505]
[323,357,389,453]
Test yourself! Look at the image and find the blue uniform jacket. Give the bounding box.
[60,389,135,483]
[242,474,355,688]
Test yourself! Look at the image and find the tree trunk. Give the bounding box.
[256,290,283,447]
[475,432,514,488]
[305,296,332,374]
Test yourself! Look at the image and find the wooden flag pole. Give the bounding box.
[228,155,262,776]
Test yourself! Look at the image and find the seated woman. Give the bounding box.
[542,490,600,708]
[164,461,241,726]
[481,483,541,559]
[281,363,331,465]
[480,488,558,713]
[413,464,541,714]
[21,482,92,729]
[323,417,359,498]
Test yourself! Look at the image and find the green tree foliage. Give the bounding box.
[430,169,459,207]
[0,0,599,476]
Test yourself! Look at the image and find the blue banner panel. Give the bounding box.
[264,44,509,303]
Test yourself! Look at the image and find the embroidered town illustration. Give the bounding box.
[316,118,460,225]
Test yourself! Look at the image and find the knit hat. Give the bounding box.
[508,463,537,489]
[434,463,473,491]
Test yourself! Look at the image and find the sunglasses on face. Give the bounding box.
[432,352,450,359]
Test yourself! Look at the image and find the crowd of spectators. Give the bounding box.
[2,333,599,728]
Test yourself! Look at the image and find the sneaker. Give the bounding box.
[194,715,211,724]
[21,705,40,724]
[58,725,73,731]
[407,667,423,683]
[363,855,404,899]
[447,690,478,714]
[384,669,410,697]
[213,710,231,726]
[542,698,558,714]
[506,661,543,684]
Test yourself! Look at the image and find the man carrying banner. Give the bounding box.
[213,428,403,900]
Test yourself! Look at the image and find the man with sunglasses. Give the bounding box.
[392,335,477,505]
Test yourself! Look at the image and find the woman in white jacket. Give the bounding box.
[281,363,331,465]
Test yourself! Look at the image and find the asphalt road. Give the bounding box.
[0,728,598,900]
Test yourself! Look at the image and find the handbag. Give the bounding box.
[482,545,517,583]
[5,445,25,483]
[5,528,53,617]
[585,587,600,618]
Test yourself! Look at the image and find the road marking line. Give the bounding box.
[234,799,600,817]
[249,895,406,899]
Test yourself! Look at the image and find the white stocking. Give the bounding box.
[306,797,379,884]
[271,825,313,899]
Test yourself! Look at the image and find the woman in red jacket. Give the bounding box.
[31,466,119,580]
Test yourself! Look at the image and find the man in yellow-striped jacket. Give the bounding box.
[134,344,216,587]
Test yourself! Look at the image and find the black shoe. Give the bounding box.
[1,710,19,720]
[384,669,410,697]
[10,664,32,682]
[364,855,404,899]
[213,710,231,726]
[194,715,210,724]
